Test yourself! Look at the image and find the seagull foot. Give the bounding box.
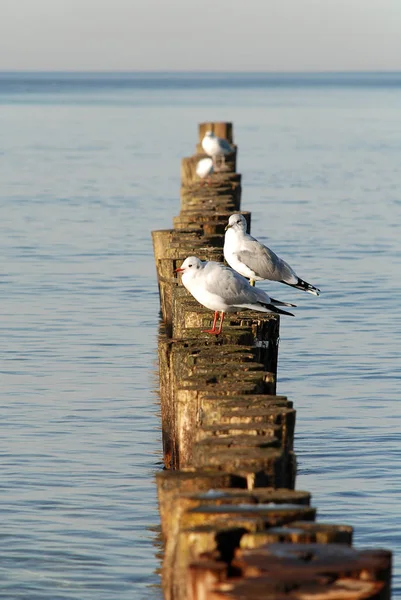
[202,329,221,335]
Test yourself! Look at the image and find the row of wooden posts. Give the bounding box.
[151,122,392,599]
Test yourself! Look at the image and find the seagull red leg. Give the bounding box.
[202,311,219,334]
[216,312,225,334]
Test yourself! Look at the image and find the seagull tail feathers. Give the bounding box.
[269,297,297,308]
[258,302,294,317]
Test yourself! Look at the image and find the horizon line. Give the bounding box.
[1,69,401,74]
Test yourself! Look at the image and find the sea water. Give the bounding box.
[1,72,400,598]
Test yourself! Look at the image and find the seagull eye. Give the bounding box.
[188,264,192,267]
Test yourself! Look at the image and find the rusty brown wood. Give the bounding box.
[182,504,316,532]
[232,544,391,592]
[189,558,227,600]
[240,521,353,548]
[208,576,388,600]
[173,210,250,237]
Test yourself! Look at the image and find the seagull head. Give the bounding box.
[174,256,204,276]
[204,130,214,138]
[225,213,247,232]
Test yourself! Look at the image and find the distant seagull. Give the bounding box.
[201,131,234,167]
[195,157,214,185]
[175,256,295,335]
[224,213,321,295]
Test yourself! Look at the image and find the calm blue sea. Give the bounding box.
[1,72,400,599]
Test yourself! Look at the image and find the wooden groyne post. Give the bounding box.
[151,122,392,600]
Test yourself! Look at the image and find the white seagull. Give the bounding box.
[224,213,320,295]
[201,131,234,167]
[175,256,295,335]
[195,157,214,185]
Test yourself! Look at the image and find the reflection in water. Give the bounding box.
[148,523,164,599]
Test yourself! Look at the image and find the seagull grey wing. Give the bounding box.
[235,241,297,284]
[218,138,234,153]
[202,263,295,315]
[203,264,253,303]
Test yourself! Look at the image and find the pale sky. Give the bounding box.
[1,0,401,71]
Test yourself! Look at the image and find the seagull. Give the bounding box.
[224,213,320,295]
[195,157,214,185]
[174,256,295,335]
[201,131,234,167]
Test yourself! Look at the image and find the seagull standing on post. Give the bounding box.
[224,214,321,295]
[175,256,295,336]
[201,131,234,168]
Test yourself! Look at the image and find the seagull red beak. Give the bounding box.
[174,267,184,273]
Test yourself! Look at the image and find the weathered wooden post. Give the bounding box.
[151,122,392,599]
